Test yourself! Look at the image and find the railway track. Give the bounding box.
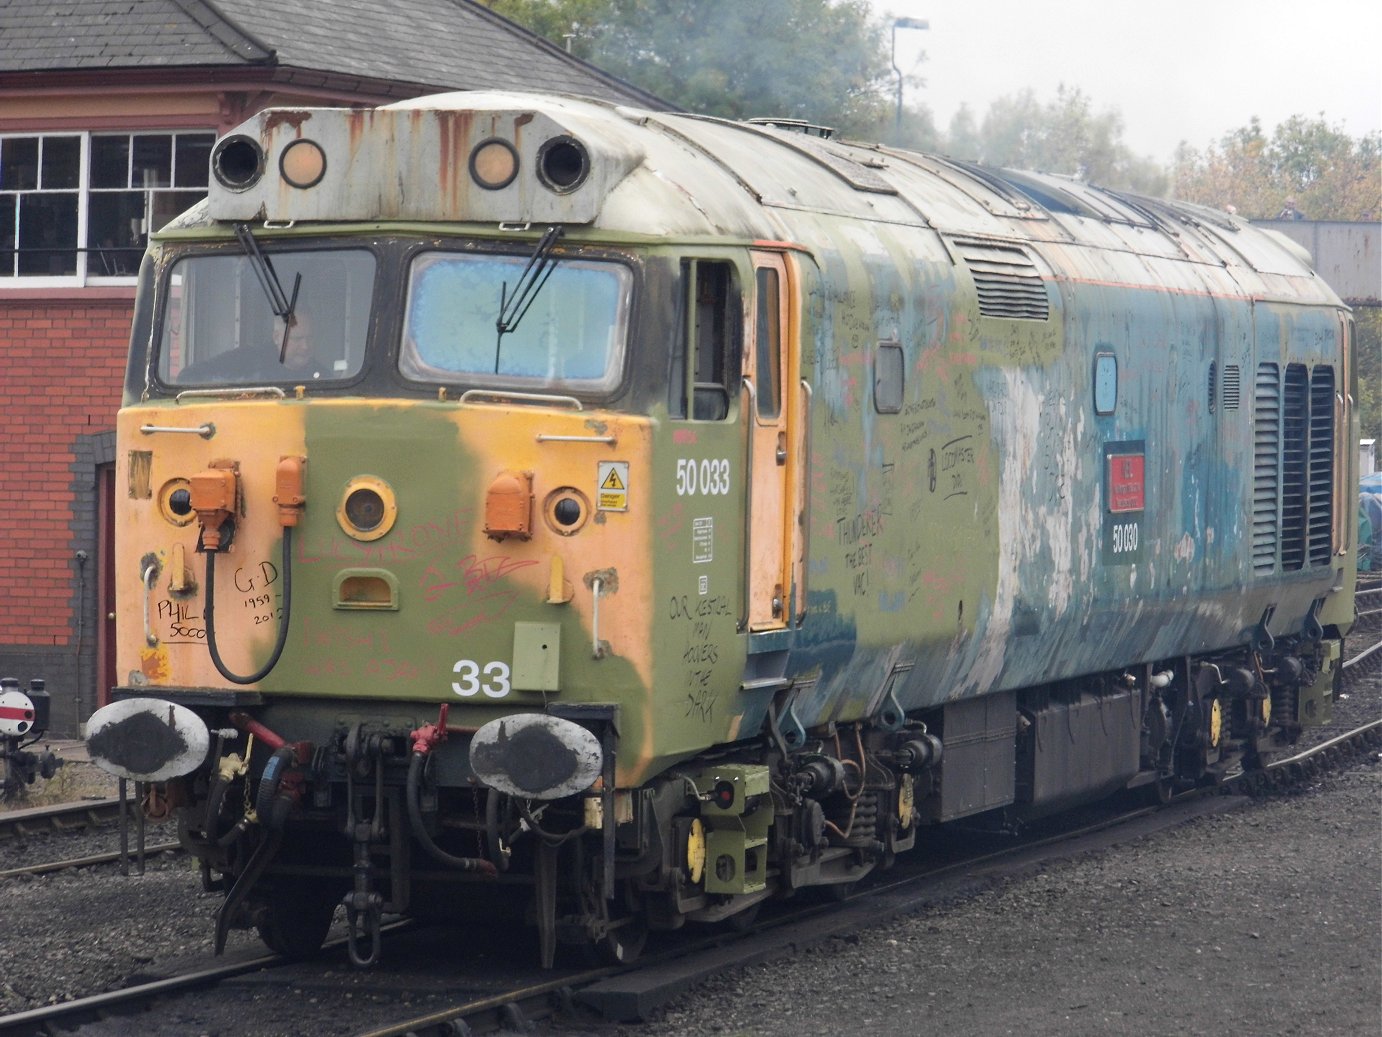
[355,716,1382,1036]
[12,715,1364,1037]
[0,796,179,880]
[0,615,1376,1034]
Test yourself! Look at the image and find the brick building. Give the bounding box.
[0,0,663,734]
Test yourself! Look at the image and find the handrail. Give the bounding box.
[739,380,757,633]
[536,434,616,445]
[174,387,285,402]
[140,423,216,439]
[797,378,813,625]
[457,389,583,410]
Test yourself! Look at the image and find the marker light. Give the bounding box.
[469,139,519,191]
[280,139,327,189]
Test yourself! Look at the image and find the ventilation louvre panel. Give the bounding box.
[1307,367,1334,566]
[1222,365,1241,409]
[954,240,1050,321]
[1252,363,1280,573]
[1279,364,1309,572]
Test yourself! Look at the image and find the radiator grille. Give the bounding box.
[1308,367,1334,566]
[1280,363,1309,571]
[955,240,1050,321]
[1252,363,1280,573]
[1222,364,1241,409]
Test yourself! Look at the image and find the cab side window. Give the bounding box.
[671,259,739,420]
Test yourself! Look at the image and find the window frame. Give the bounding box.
[0,128,214,288]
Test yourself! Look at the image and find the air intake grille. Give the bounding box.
[1280,363,1309,571]
[1222,365,1241,409]
[1252,363,1280,574]
[1307,367,1334,566]
[955,240,1050,321]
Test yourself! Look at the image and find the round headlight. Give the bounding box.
[543,488,589,535]
[337,476,398,542]
[537,135,589,193]
[158,478,195,526]
[211,135,265,190]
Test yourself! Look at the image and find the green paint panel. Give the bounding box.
[512,621,561,692]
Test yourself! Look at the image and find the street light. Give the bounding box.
[892,16,929,142]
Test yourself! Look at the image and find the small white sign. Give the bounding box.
[692,516,714,563]
[597,461,629,511]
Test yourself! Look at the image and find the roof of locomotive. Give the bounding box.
[200,90,1336,306]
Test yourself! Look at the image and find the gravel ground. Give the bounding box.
[1,621,1377,1034]
[575,763,1380,1037]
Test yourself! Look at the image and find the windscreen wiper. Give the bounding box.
[494,225,564,371]
[234,222,301,362]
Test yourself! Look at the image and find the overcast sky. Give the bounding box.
[877,0,1382,163]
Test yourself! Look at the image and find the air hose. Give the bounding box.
[204,526,293,685]
[405,752,497,876]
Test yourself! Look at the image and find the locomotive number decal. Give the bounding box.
[1102,441,1146,564]
[451,659,512,698]
[1110,520,1140,556]
[675,457,731,497]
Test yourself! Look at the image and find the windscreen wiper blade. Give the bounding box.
[494,225,564,370]
[234,222,301,361]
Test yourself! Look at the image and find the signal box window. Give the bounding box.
[671,260,739,420]
[1,130,213,282]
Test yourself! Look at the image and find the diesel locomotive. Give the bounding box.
[86,91,1358,965]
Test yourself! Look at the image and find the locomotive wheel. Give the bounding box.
[255,878,340,960]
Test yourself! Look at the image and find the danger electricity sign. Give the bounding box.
[597,461,629,511]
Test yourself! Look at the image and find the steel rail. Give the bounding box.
[0,840,181,880]
[0,797,125,838]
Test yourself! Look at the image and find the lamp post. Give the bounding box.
[892,16,929,142]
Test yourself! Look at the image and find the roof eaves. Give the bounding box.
[169,0,276,64]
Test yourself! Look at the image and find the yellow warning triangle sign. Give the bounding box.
[600,468,625,491]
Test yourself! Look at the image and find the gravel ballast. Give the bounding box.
[2,632,1378,1034]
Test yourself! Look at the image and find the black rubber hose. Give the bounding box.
[254,745,297,830]
[205,527,293,685]
[406,753,497,876]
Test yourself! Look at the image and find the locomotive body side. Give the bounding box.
[90,92,1356,963]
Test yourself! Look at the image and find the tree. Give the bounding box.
[1172,115,1381,220]
[484,0,894,137]
[947,85,1165,194]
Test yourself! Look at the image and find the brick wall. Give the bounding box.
[0,294,131,734]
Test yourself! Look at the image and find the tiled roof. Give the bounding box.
[0,0,666,108]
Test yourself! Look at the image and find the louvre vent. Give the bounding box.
[1222,365,1241,409]
[955,240,1050,321]
[1307,366,1334,566]
[1252,363,1280,574]
[1208,361,1218,414]
[1280,364,1309,572]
